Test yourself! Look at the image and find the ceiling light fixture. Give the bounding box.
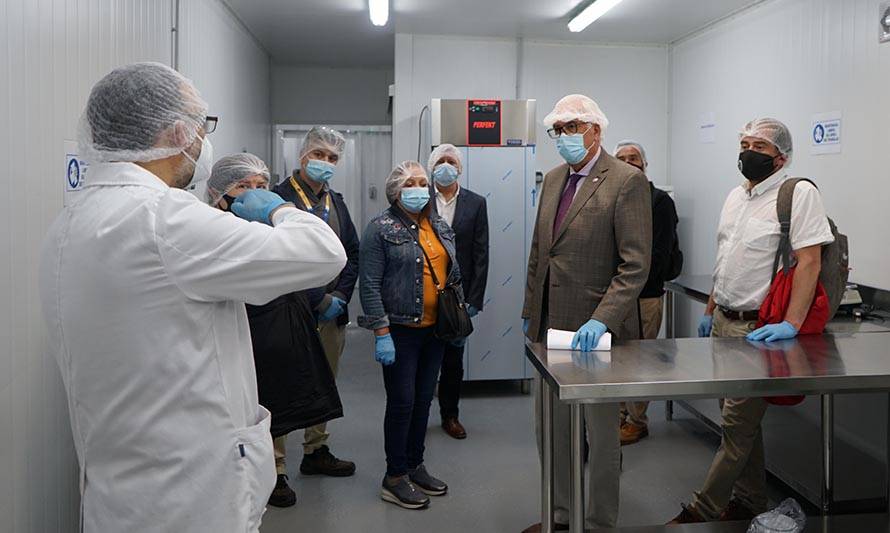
[369,0,389,27]
[568,0,625,33]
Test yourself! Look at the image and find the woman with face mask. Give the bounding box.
[208,154,344,509]
[358,161,464,510]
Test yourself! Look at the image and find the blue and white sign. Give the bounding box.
[811,111,842,155]
[64,140,89,205]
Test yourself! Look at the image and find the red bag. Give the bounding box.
[756,266,830,405]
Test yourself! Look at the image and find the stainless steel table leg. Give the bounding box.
[570,403,584,533]
[821,394,834,515]
[665,292,675,422]
[541,379,554,533]
[666,400,674,421]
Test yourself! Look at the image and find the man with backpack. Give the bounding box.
[670,118,837,524]
[614,140,682,445]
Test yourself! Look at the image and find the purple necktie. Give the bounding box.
[553,173,582,237]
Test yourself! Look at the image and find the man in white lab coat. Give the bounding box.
[38,62,346,532]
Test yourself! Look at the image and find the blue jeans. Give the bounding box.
[382,325,446,477]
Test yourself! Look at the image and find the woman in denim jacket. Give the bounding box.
[359,160,463,510]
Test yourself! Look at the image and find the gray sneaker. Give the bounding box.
[381,475,430,509]
[408,464,448,496]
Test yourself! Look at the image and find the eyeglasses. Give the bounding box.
[546,121,591,139]
[204,116,219,134]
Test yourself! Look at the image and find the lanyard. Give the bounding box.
[290,176,331,223]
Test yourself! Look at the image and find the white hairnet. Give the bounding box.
[543,94,609,132]
[740,117,793,164]
[386,161,427,204]
[206,153,270,205]
[614,139,648,169]
[77,62,208,163]
[428,144,463,174]
[300,126,346,160]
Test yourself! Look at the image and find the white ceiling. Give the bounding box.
[224,0,763,67]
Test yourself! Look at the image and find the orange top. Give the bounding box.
[415,216,448,328]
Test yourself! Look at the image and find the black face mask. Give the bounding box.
[221,194,238,212]
[738,150,778,182]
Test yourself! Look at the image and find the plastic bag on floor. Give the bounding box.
[747,498,806,533]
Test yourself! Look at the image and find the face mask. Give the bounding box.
[432,163,459,186]
[182,135,213,188]
[738,150,778,182]
[556,134,591,165]
[400,186,430,213]
[305,159,335,183]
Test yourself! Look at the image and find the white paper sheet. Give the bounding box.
[546,328,612,351]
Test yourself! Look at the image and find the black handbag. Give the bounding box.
[398,212,473,341]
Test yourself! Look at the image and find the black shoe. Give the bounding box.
[381,475,430,509]
[267,474,296,508]
[300,445,356,477]
[408,464,448,496]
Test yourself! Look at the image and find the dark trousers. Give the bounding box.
[438,342,464,419]
[382,325,446,477]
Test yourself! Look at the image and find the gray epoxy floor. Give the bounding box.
[260,328,789,533]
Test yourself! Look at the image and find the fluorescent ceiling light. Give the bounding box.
[568,0,624,32]
[369,0,389,27]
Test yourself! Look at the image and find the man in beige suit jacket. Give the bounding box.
[521,95,652,532]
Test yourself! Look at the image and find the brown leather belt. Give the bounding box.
[718,307,760,321]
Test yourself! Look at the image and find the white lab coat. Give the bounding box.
[38,163,347,532]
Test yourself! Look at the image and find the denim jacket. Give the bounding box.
[358,206,463,330]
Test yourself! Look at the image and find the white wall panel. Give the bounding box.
[669,0,890,289]
[0,1,271,531]
[180,0,271,162]
[0,3,172,531]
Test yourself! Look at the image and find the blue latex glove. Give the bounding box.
[467,305,479,318]
[231,189,287,225]
[698,315,714,338]
[523,319,530,334]
[319,296,346,322]
[571,319,608,352]
[375,334,396,366]
[451,336,468,348]
[746,321,799,343]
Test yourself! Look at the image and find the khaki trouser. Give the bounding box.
[620,296,664,428]
[274,320,347,475]
[690,307,769,519]
[535,376,620,528]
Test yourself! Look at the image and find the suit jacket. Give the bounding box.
[522,152,652,342]
[434,187,489,311]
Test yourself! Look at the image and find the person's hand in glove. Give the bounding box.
[375,333,396,366]
[467,305,479,318]
[451,336,467,347]
[319,296,346,322]
[231,189,289,225]
[698,315,714,338]
[746,321,798,343]
[571,319,608,352]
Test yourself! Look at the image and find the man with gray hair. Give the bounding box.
[522,94,652,532]
[614,140,681,446]
[39,62,346,532]
[670,117,834,524]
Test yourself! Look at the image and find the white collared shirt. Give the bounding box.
[564,147,601,202]
[712,170,834,311]
[435,184,460,227]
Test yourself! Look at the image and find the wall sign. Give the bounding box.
[698,112,716,144]
[810,111,842,155]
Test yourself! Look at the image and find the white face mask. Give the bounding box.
[182,135,213,189]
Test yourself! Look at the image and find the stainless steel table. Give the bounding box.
[589,514,890,532]
[526,333,890,533]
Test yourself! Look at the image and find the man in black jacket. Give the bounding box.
[614,140,680,445]
[428,144,489,440]
[273,127,359,479]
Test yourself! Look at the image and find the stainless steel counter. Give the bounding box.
[589,514,890,532]
[527,333,890,533]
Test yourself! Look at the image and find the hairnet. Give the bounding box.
[77,62,208,163]
[428,144,463,174]
[543,94,609,132]
[206,153,270,205]
[740,117,793,164]
[613,139,648,169]
[385,161,427,204]
[300,126,346,160]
